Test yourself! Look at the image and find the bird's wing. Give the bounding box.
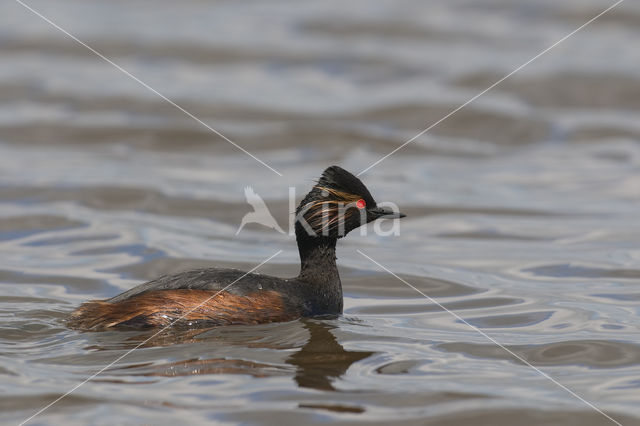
[242,186,284,234]
[244,186,257,199]
[244,186,270,211]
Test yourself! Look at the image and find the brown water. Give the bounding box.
[1,0,640,424]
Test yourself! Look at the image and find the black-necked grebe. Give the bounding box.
[68,166,405,330]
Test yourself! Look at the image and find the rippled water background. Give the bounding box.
[1,0,639,424]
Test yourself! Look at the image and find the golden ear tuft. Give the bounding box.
[300,186,363,233]
[314,186,362,203]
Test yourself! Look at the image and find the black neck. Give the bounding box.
[296,233,338,279]
[295,225,343,314]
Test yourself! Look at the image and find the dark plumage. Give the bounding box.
[67,166,405,330]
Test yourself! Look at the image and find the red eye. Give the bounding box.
[356,199,366,209]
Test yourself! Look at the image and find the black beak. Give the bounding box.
[370,206,406,219]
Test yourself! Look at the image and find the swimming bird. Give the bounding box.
[67,166,405,330]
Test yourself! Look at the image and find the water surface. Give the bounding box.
[1,0,639,424]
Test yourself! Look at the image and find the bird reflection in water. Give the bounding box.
[287,320,372,391]
[93,320,373,394]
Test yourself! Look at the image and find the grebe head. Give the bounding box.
[296,166,405,239]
